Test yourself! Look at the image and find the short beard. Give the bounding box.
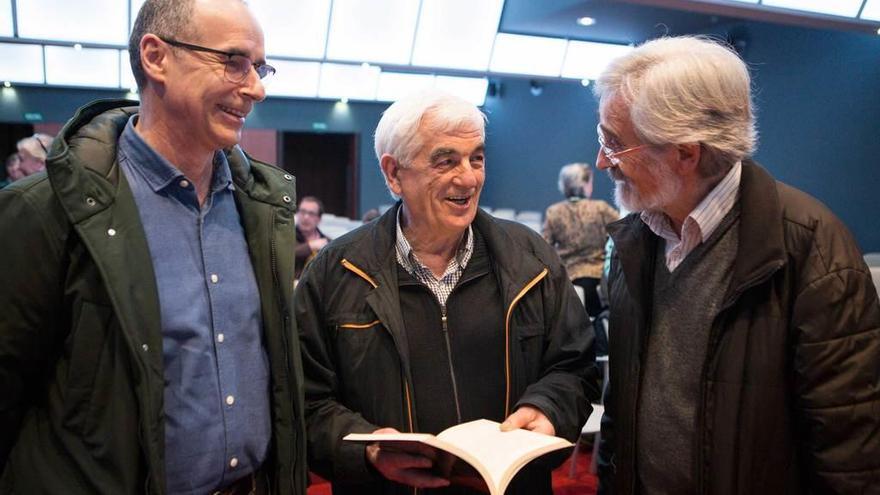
[610,161,682,214]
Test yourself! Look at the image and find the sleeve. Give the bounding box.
[514,243,600,443]
[0,187,65,469]
[294,255,381,484]
[791,231,880,492]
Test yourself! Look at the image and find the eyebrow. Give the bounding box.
[429,145,485,162]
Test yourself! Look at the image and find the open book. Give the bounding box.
[344,419,573,495]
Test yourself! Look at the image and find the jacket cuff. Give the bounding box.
[335,439,382,484]
[513,395,566,440]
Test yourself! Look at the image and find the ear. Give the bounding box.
[380,154,404,197]
[675,142,701,175]
[139,34,171,88]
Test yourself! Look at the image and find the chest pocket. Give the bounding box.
[516,324,546,383]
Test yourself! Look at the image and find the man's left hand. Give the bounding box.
[499,406,555,436]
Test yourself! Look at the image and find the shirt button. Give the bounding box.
[179,179,190,188]
[210,274,219,283]
[229,457,238,468]
[226,395,235,406]
[217,333,225,343]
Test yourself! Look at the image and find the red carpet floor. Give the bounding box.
[306,449,598,495]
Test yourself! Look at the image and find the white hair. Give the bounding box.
[558,163,592,198]
[594,35,757,177]
[374,89,486,167]
[17,133,53,161]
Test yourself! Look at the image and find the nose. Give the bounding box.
[240,68,267,102]
[596,149,613,170]
[453,159,480,188]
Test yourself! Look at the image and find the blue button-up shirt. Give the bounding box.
[118,117,270,494]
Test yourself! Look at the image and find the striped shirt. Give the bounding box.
[641,161,741,271]
[395,208,474,307]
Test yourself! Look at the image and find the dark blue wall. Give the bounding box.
[2,21,878,251]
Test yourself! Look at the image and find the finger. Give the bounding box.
[379,441,441,460]
[376,450,434,470]
[500,409,531,431]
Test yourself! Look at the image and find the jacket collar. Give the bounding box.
[343,203,547,301]
[607,160,787,305]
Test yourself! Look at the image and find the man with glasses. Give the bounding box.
[595,36,880,494]
[294,196,330,279]
[0,1,305,494]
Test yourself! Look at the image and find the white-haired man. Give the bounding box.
[295,89,598,494]
[0,0,306,493]
[595,36,880,494]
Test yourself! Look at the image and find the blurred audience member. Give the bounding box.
[2,154,21,188]
[295,195,330,278]
[15,134,53,178]
[361,208,380,223]
[543,162,618,318]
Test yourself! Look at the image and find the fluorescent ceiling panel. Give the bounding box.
[411,0,504,71]
[17,0,128,44]
[489,33,567,77]
[761,0,864,17]
[266,59,321,98]
[248,0,331,59]
[45,45,119,88]
[561,41,632,80]
[130,0,146,32]
[317,62,380,100]
[325,0,419,65]
[376,72,436,102]
[120,50,137,90]
[0,43,44,83]
[722,0,759,3]
[861,0,880,21]
[434,75,488,106]
[0,0,12,37]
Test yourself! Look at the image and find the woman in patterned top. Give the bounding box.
[543,163,618,319]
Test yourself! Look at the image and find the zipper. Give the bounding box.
[503,268,549,416]
[440,308,463,424]
[341,258,378,288]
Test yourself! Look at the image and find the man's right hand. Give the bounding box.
[365,427,451,489]
[308,238,329,251]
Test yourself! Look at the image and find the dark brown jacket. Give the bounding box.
[599,161,880,494]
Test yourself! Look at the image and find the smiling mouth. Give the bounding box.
[446,195,472,206]
[219,104,247,119]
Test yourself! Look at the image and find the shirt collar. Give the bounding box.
[394,206,474,276]
[119,115,234,194]
[641,160,741,243]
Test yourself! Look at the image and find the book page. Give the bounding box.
[436,419,572,495]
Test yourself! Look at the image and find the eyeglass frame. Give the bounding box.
[159,37,276,82]
[596,123,652,166]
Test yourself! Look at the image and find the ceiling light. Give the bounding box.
[577,17,596,27]
[3,81,10,88]
[581,79,590,87]
[73,43,82,51]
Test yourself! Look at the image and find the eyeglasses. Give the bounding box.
[297,209,321,218]
[160,37,276,84]
[596,124,651,166]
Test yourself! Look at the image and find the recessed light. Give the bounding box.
[877,27,880,35]
[73,43,83,51]
[3,81,11,88]
[581,79,591,87]
[577,17,596,27]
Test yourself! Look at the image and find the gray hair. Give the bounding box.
[374,89,486,167]
[558,163,592,198]
[128,0,196,90]
[17,133,53,161]
[593,35,757,177]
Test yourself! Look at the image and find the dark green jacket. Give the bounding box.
[0,100,307,495]
[295,204,599,494]
[598,162,880,494]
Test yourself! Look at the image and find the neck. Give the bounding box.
[662,174,723,235]
[136,101,215,205]
[401,206,465,277]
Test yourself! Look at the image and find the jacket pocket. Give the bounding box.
[63,300,112,436]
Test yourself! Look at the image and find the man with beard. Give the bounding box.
[595,36,880,494]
